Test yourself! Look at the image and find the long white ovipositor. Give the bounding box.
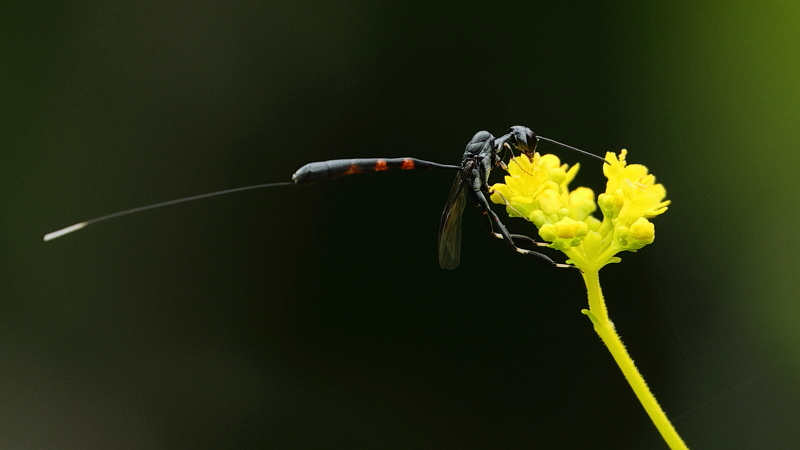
[42,181,295,242]
[44,222,88,241]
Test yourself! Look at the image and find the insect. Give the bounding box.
[44,126,605,269]
[436,126,605,269]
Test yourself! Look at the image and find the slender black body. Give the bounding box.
[292,157,460,183]
[289,126,571,270]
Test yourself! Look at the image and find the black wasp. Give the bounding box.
[44,126,605,270]
[434,126,605,269]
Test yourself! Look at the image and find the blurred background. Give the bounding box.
[2,1,799,448]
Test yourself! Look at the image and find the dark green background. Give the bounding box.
[3,1,799,448]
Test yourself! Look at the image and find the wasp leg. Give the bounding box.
[480,215,550,249]
[473,189,574,269]
[486,189,550,248]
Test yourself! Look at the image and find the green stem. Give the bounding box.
[580,270,688,450]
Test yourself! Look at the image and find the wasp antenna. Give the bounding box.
[538,136,607,164]
[43,181,295,242]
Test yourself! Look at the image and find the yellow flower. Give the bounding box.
[490,153,595,240]
[490,149,669,271]
[601,151,670,228]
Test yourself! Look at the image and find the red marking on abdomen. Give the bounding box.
[401,158,415,170]
[374,159,388,171]
[344,165,362,175]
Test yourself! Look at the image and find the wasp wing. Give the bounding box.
[438,169,469,270]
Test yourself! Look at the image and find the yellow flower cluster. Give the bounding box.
[489,150,669,271]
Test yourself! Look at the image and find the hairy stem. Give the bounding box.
[580,270,688,450]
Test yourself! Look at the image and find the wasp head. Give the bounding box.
[502,125,538,157]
